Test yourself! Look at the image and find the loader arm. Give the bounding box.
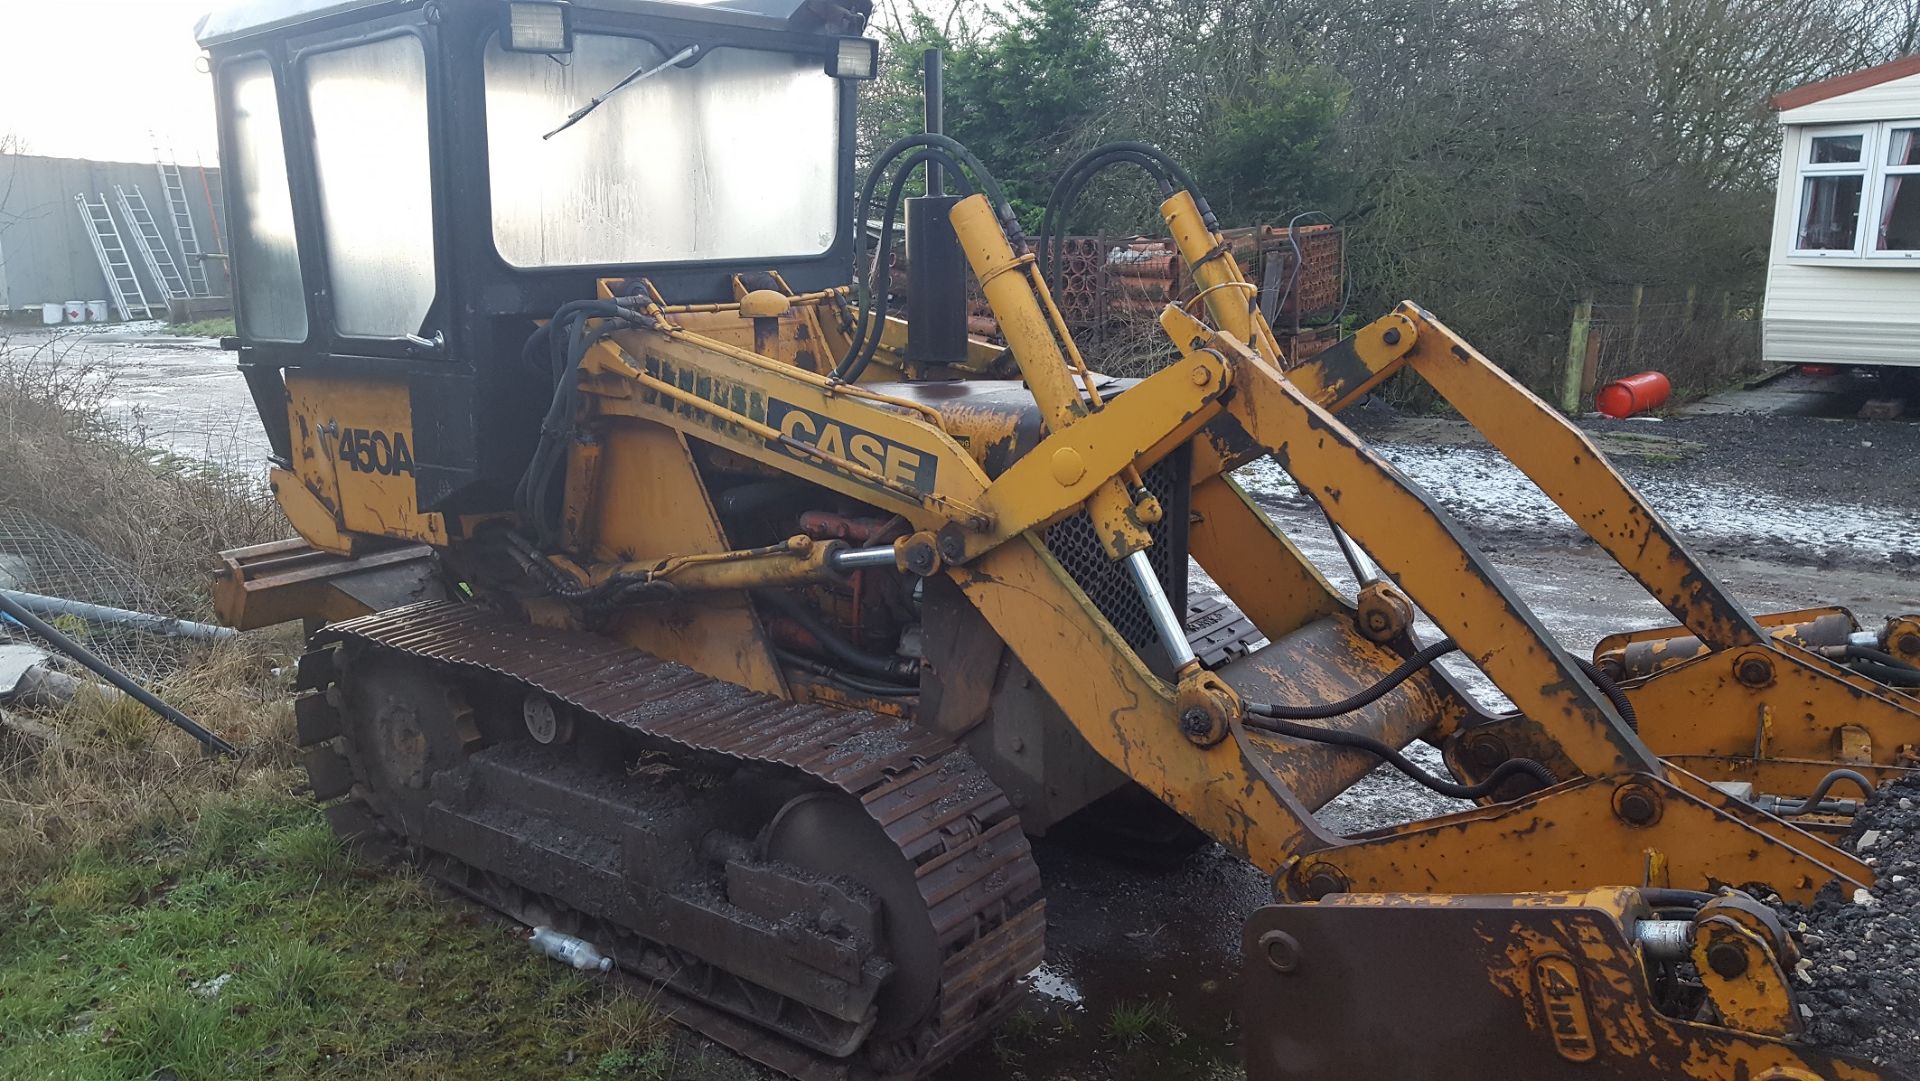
[1156,190,1920,795]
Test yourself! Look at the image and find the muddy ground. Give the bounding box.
[24,325,1920,1078]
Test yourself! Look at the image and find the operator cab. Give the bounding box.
[196,0,875,512]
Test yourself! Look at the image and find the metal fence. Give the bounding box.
[0,507,194,683]
[1559,286,1762,410]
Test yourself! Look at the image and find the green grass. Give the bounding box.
[162,317,236,338]
[0,789,673,1081]
[1105,997,1182,1048]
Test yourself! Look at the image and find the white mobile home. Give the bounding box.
[1764,56,1920,368]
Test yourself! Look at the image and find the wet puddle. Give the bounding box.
[939,838,1259,1080]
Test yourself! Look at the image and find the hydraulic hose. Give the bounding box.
[774,650,920,698]
[1245,637,1458,719]
[1038,142,1216,286]
[515,300,629,548]
[756,591,917,683]
[1241,710,1558,800]
[1039,149,1174,283]
[1846,644,1920,685]
[1574,656,1639,732]
[1774,768,1877,816]
[1855,660,1920,687]
[837,147,977,382]
[1241,635,1558,800]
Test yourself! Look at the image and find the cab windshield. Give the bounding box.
[484,32,841,268]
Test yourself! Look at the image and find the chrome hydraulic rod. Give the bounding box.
[1125,549,1197,668]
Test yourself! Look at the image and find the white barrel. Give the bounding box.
[63,301,86,323]
[85,300,110,322]
[41,303,64,325]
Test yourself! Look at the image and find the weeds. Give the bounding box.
[1105,996,1182,1048]
[0,330,281,617]
[0,331,676,1078]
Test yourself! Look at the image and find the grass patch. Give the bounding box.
[0,789,674,1080]
[1105,996,1182,1048]
[162,318,237,339]
[0,334,680,1080]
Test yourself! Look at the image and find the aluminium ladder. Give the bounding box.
[114,184,190,303]
[156,160,210,297]
[74,193,156,321]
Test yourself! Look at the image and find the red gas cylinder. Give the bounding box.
[1595,371,1671,418]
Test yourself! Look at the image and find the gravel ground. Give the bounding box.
[1794,777,1920,1071]
[1271,399,1920,573]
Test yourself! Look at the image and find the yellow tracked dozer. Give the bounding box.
[200,1,1918,1077]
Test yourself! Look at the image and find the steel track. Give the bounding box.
[294,600,1045,1079]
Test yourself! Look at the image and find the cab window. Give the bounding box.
[221,57,309,342]
[305,34,438,338]
[483,34,840,268]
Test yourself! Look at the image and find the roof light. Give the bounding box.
[505,2,572,54]
[830,37,877,80]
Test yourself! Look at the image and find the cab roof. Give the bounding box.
[194,0,845,47]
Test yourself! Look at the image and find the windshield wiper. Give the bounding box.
[543,43,700,140]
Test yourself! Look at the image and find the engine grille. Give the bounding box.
[1043,445,1191,672]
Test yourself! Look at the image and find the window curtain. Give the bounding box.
[1884,129,1915,248]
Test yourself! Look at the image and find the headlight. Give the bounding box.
[504,1,572,54]
[829,37,877,80]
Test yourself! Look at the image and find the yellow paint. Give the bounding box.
[284,372,448,547]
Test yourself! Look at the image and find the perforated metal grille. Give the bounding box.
[1043,446,1191,667]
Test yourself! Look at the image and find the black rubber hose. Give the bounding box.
[837,148,971,381]
[1639,888,1717,910]
[775,650,920,698]
[1245,637,1458,719]
[1573,656,1639,732]
[516,302,628,547]
[1041,157,1165,286]
[1044,151,1175,284]
[1854,659,1920,687]
[1038,148,1175,284]
[0,591,237,756]
[1847,645,1920,685]
[1847,644,1920,671]
[1775,768,1877,816]
[1241,710,1557,800]
[756,591,916,682]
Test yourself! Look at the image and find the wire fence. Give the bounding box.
[1562,286,1762,409]
[0,506,194,684]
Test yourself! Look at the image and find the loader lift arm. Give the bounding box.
[1148,181,1920,799]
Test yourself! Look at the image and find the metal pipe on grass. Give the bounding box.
[0,590,237,756]
[1,588,237,641]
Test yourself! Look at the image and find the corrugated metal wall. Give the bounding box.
[0,153,229,316]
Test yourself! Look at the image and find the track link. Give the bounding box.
[295,600,1045,1079]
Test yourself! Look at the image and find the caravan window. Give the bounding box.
[1795,126,1868,254]
[1792,123,1920,260]
[1877,127,1920,255]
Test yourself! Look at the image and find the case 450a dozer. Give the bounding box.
[199,0,1920,1077]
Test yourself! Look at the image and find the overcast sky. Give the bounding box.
[0,0,218,164]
